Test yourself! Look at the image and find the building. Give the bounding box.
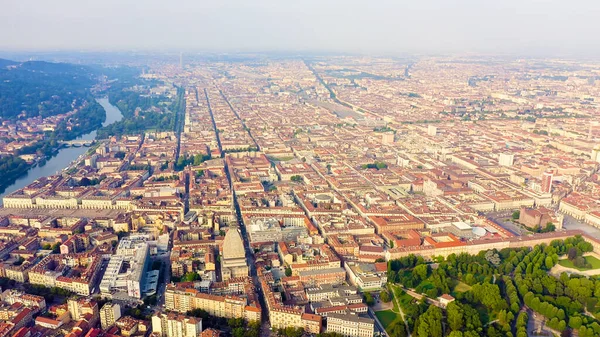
[220,228,248,281]
[99,302,121,329]
[326,310,374,337]
[591,145,600,163]
[519,207,563,230]
[0,290,46,311]
[246,217,308,244]
[115,316,148,336]
[541,171,553,194]
[151,312,202,337]
[344,262,387,291]
[28,252,101,296]
[200,329,221,337]
[67,297,98,326]
[99,238,149,298]
[438,294,455,308]
[427,125,437,137]
[164,284,261,322]
[381,132,394,144]
[498,153,514,167]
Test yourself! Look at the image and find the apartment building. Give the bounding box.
[326,310,374,337]
[165,284,260,322]
[151,312,202,337]
[99,302,121,329]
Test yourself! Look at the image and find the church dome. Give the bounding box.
[223,227,246,260]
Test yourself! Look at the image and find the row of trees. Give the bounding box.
[361,162,388,170]
[175,153,212,171]
[0,155,28,192]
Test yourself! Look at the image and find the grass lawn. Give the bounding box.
[454,281,472,293]
[558,256,600,271]
[375,310,400,329]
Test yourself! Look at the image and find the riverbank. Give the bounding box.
[0,98,123,202]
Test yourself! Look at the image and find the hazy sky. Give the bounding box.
[2,0,600,56]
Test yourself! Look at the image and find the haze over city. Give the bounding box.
[2,0,600,56]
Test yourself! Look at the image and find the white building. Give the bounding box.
[99,238,149,299]
[427,125,437,137]
[151,312,202,337]
[327,310,374,337]
[498,153,514,167]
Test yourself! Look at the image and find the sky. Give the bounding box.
[2,0,600,57]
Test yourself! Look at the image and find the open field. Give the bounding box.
[454,281,472,293]
[375,310,400,328]
[558,256,600,271]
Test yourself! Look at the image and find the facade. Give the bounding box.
[151,312,202,337]
[164,284,260,322]
[99,238,149,298]
[326,311,374,337]
[28,253,101,296]
[99,302,121,329]
[0,290,46,311]
[498,153,514,167]
[344,262,387,291]
[67,297,98,326]
[519,207,563,230]
[541,171,553,193]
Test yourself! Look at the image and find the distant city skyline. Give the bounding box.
[2,0,600,57]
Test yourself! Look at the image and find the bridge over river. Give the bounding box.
[59,139,96,147]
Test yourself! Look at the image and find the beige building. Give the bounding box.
[100,302,121,329]
[165,284,260,322]
[220,228,248,281]
[151,312,202,337]
[327,311,374,337]
[67,297,98,326]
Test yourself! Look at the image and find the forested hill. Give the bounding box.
[0,58,17,67]
[0,58,98,120]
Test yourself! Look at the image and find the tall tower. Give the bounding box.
[592,145,600,163]
[179,52,183,69]
[100,303,121,329]
[541,170,553,194]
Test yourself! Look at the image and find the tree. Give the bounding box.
[414,264,429,281]
[182,272,200,282]
[447,302,464,331]
[364,292,375,306]
[417,305,443,337]
[545,255,555,269]
[568,247,578,260]
[388,321,408,337]
[278,327,304,337]
[512,211,520,220]
[285,267,292,277]
[380,290,391,303]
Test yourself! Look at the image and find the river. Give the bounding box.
[0,98,123,202]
